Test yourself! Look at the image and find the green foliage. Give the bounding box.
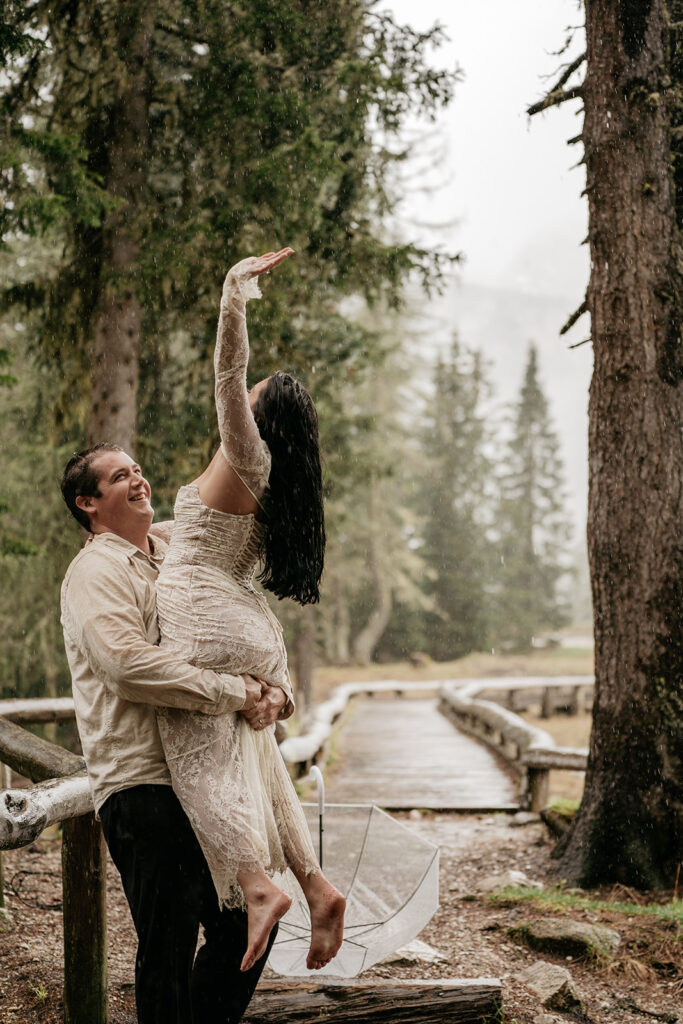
[492,344,572,650]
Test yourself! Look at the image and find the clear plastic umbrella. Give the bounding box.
[268,769,439,978]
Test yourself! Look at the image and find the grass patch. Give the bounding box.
[548,797,580,814]
[489,884,683,933]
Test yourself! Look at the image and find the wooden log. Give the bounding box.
[0,773,93,850]
[244,978,503,1024]
[62,813,108,1024]
[0,716,84,783]
[0,696,76,724]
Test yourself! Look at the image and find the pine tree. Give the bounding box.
[417,336,493,661]
[493,344,571,651]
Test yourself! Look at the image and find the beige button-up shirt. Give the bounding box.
[61,532,248,812]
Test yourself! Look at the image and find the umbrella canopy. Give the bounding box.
[268,802,439,978]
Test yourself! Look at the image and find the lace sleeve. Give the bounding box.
[215,266,271,499]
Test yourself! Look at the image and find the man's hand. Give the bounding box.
[241,684,287,730]
[241,675,266,713]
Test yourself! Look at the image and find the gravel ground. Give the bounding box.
[0,813,681,1023]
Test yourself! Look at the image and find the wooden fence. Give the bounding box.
[439,677,593,811]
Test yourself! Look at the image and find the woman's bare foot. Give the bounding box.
[303,874,346,971]
[240,879,292,973]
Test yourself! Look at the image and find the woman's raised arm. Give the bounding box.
[213,249,293,500]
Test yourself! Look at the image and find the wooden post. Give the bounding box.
[528,767,550,813]
[62,812,108,1024]
[540,687,553,718]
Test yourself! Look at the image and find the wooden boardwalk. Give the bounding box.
[323,697,519,811]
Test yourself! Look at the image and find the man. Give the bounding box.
[60,442,290,1024]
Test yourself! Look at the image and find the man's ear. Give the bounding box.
[75,494,96,516]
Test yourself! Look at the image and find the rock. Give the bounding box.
[515,961,584,1013]
[0,907,14,932]
[510,811,542,827]
[380,938,447,966]
[534,1015,565,1024]
[509,917,620,959]
[477,869,544,893]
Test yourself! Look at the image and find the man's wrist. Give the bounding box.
[217,672,247,713]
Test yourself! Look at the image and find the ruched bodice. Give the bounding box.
[162,484,263,586]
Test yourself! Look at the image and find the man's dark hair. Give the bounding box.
[61,442,123,530]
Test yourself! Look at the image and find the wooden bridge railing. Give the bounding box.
[0,701,105,1024]
[439,677,593,811]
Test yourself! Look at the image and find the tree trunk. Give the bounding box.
[557,0,683,887]
[352,481,392,665]
[294,606,315,716]
[86,5,152,454]
[334,594,351,665]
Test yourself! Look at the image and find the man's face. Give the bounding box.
[76,450,153,535]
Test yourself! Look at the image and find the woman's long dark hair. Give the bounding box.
[252,371,325,605]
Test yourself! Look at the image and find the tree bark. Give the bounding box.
[86,4,153,454]
[556,0,683,887]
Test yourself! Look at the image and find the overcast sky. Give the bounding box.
[384,0,592,530]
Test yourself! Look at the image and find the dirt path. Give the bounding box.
[1,813,680,1023]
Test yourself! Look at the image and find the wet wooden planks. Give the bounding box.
[324,698,519,811]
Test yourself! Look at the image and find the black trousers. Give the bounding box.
[100,784,276,1024]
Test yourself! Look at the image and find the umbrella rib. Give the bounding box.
[344,806,374,897]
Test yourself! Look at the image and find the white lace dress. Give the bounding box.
[155,267,318,909]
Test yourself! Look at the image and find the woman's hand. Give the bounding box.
[226,247,294,287]
[240,683,288,730]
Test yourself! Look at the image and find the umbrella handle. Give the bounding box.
[308,765,325,815]
[308,765,325,870]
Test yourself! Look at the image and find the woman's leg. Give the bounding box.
[288,866,346,970]
[264,741,346,969]
[235,867,292,972]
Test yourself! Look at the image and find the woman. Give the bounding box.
[155,248,345,974]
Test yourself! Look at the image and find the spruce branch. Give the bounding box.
[568,337,591,349]
[528,52,586,116]
[528,85,583,116]
[560,299,588,336]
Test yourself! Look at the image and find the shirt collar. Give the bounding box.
[90,531,167,566]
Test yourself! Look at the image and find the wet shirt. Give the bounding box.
[60,531,248,812]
